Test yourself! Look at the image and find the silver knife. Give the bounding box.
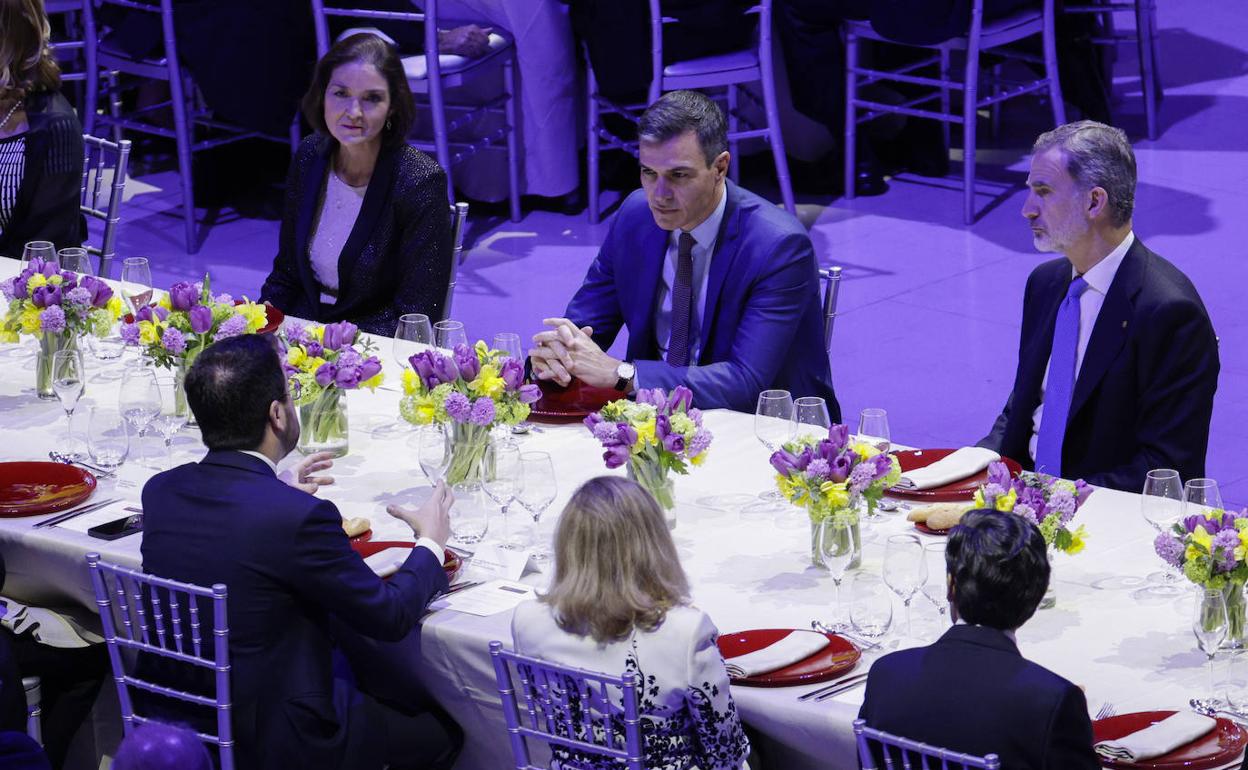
[34,498,121,529]
[797,672,869,702]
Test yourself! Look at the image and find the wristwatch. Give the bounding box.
[614,361,636,393]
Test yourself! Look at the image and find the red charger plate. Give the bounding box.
[1093,710,1247,770]
[716,629,860,687]
[914,521,946,536]
[889,449,1023,503]
[0,462,97,517]
[529,380,618,424]
[349,539,462,582]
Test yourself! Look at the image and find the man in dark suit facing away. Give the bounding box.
[141,335,460,770]
[859,510,1100,770]
[979,121,1219,492]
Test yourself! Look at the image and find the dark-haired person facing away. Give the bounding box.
[0,0,85,258]
[858,510,1099,770]
[529,90,838,415]
[140,335,461,770]
[260,32,453,335]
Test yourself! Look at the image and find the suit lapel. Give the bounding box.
[334,146,397,316]
[294,141,331,309]
[1069,240,1146,419]
[698,182,742,361]
[1019,264,1069,411]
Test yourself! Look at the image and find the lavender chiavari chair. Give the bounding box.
[855,718,1002,770]
[86,553,234,769]
[489,641,644,770]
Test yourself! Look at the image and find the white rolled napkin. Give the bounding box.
[1094,711,1217,762]
[894,447,1000,490]
[723,630,830,678]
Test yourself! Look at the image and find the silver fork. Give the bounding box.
[1095,702,1117,720]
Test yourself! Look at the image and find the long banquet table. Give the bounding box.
[0,261,1220,769]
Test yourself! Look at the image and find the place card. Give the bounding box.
[461,543,531,583]
[431,579,536,616]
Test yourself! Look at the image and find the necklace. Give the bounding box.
[0,99,23,132]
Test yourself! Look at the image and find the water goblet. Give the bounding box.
[394,313,433,370]
[1194,589,1229,706]
[415,424,452,484]
[434,320,468,350]
[516,451,557,560]
[883,534,928,638]
[1184,478,1223,516]
[492,332,523,361]
[751,390,794,507]
[152,373,188,469]
[483,440,522,549]
[87,406,130,472]
[21,241,56,270]
[52,349,86,455]
[57,247,93,276]
[120,257,153,315]
[1141,469,1184,593]
[849,573,894,642]
[858,408,891,454]
[816,515,859,631]
[793,396,831,442]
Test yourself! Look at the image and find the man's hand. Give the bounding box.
[386,481,453,549]
[279,452,335,495]
[529,318,621,389]
[437,25,492,57]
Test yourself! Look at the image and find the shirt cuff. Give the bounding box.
[415,537,444,562]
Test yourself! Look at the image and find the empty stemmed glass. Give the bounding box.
[152,373,187,469]
[119,257,153,315]
[493,332,523,361]
[21,240,56,270]
[120,368,160,463]
[752,390,795,505]
[416,424,452,484]
[1141,469,1184,594]
[87,406,130,473]
[434,320,468,350]
[793,396,831,442]
[858,408,891,453]
[883,534,928,638]
[394,313,433,370]
[52,350,86,456]
[816,515,859,631]
[1184,478,1223,516]
[849,573,894,644]
[57,247,93,276]
[1194,589,1229,708]
[483,440,522,549]
[516,451,557,560]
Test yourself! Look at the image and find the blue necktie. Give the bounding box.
[667,232,696,367]
[1035,276,1088,477]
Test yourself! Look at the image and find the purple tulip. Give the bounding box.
[583,412,604,431]
[358,357,382,383]
[452,344,480,381]
[657,416,684,452]
[770,449,799,476]
[793,446,813,472]
[409,351,439,390]
[189,305,213,335]
[334,365,362,389]
[986,461,1012,489]
[500,357,524,390]
[78,276,113,308]
[668,385,693,413]
[634,388,658,407]
[604,444,630,469]
[518,383,541,404]
[168,281,199,311]
[38,259,58,277]
[323,321,358,351]
[431,352,460,386]
[825,424,849,452]
[871,453,893,478]
[829,452,852,483]
[616,423,638,448]
[315,362,338,388]
[303,340,323,358]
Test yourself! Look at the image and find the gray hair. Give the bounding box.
[637,90,728,167]
[1033,120,1136,228]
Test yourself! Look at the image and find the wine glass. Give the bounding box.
[858,408,891,453]
[816,515,859,631]
[1184,478,1223,517]
[516,451,557,560]
[483,440,522,549]
[152,373,188,469]
[917,542,951,635]
[1141,469,1184,592]
[415,425,452,483]
[493,332,523,361]
[57,247,93,276]
[120,257,153,314]
[449,483,490,546]
[434,320,468,350]
[119,368,161,464]
[87,406,130,472]
[883,534,928,638]
[394,313,433,370]
[849,573,894,642]
[1194,589,1229,707]
[753,390,795,505]
[793,396,831,441]
[52,350,86,454]
[21,241,56,270]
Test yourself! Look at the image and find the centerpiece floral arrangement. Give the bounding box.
[281,320,383,457]
[769,425,901,568]
[974,463,1092,555]
[119,276,268,369]
[400,342,541,484]
[0,258,124,397]
[584,386,712,526]
[1156,507,1248,643]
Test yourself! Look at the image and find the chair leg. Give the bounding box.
[587,66,601,224]
[1043,0,1067,126]
[503,56,522,223]
[167,69,198,253]
[940,48,952,149]
[989,63,1002,139]
[843,32,859,201]
[107,71,123,145]
[726,84,741,183]
[1136,0,1158,139]
[759,75,795,216]
[962,45,980,225]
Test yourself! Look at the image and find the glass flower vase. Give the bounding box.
[628,458,676,529]
[1225,579,1247,650]
[298,388,349,458]
[810,495,863,570]
[1040,547,1058,609]
[36,333,76,400]
[446,421,490,486]
[172,354,198,425]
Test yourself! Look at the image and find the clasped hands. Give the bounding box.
[528,318,621,389]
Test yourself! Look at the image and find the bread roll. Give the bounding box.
[342,517,371,538]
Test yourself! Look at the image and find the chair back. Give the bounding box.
[442,201,468,321]
[854,719,1001,770]
[86,553,235,770]
[818,266,842,352]
[44,0,92,85]
[645,0,769,104]
[80,135,131,278]
[488,641,645,770]
[310,0,432,59]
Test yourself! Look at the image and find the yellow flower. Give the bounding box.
[302,356,326,374]
[819,480,850,511]
[287,347,306,368]
[47,274,63,286]
[474,339,490,358]
[236,302,268,333]
[1192,525,1213,551]
[309,325,325,343]
[1237,528,1248,560]
[634,418,657,450]
[402,368,420,396]
[851,441,880,461]
[776,473,799,501]
[18,306,41,334]
[26,274,47,291]
[994,487,1017,512]
[409,393,437,424]
[690,452,706,467]
[1186,544,1203,562]
[138,320,160,345]
[468,364,505,399]
[157,295,172,311]
[361,371,384,391]
[1204,508,1226,522]
[973,488,986,508]
[0,330,19,344]
[106,295,124,320]
[1066,525,1087,555]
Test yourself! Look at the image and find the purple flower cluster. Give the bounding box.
[770,423,856,483]
[444,391,472,421]
[587,418,638,469]
[409,350,460,391]
[979,462,1092,527]
[322,321,359,351]
[1154,532,1185,568]
[213,314,248,341]
[584,386,711,469]
[1160,508,1248,575]
[161,327,187,354]
[313,345,382,390]
[3,259,115,316]
[40,305,66,334]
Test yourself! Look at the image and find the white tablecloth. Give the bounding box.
[0,261,1217,769]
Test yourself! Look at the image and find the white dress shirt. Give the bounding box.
[652,186,727,363]
[1029,231,1135,460]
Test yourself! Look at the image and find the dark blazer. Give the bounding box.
[859,624,1099,770]
[141,451,448,770]
[565,182,839,416]
[0,91,85,259]
[979,238,1219,492]
[260,135,453,335]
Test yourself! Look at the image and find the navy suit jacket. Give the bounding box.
[565,183,839,416]
[141,451,448,770]
[979,238,1219,492]
[859,624,1099,770]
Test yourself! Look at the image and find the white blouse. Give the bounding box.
[511,601,750,770]
[308,169,367,304]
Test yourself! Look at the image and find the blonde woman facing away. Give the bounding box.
[511,476,750,770]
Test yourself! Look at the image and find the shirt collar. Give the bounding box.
[1075,230,1134,295]
[237,450,278,474]
[672,184,727,251]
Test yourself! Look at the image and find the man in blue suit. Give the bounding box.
[859,510,1100,769]
[529,90,839,416]
[978,121,1218,492]
[141,335,460,770]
